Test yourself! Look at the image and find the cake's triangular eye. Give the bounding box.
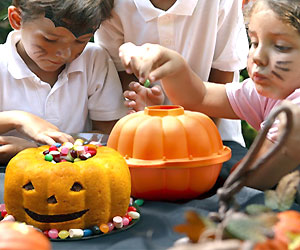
[70,182,83,192]
[23,182,34,190]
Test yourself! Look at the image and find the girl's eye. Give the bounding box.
[275,45,291,52]
[250,42,258,48]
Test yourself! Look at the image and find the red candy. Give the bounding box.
[1,209,7,218]
[49,145,57,152]
[127,206,137,212]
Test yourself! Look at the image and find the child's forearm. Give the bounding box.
[161,59,206,110]
[161,58,237,119]
[0,111,23,134]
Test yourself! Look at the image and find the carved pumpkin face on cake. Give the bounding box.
[4,145,131,231]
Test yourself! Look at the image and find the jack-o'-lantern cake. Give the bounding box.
[4,141,131,232]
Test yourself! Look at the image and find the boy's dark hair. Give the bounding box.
[249,0,300,34]
[11,0,114,37]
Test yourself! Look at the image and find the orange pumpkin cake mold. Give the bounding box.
[108,105,232,201]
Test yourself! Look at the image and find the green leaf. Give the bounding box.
[225,217,267,243]
[277,171,300,211]
[0,8,8,21]
[245,204,272,215]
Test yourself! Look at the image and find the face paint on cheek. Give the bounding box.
[271,70,284,80]
[275,61,292,72]
[32,45,47,57]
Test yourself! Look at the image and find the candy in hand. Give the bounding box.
[144,79,151,88]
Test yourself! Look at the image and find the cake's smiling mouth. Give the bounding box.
[24,208,89,223]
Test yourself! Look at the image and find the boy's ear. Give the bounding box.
[8,6,22,30]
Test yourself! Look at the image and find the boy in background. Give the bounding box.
[95,0,249,180]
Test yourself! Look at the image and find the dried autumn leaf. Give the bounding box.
[225,217,267,243]
[246,204,272,215]
[265,171,300,211]
[173,211,206,243]
[254,212,278,228]
[265,190,279,210]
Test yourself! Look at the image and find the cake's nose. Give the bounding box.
[47,195,57,204]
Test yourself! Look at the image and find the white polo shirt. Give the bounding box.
[95,0,249,146]
[0,31,128,134]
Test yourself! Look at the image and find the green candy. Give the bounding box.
[134,199,144,206]
[144,79,151,88]
[44,154,53,162]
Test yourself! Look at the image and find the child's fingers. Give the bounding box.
[128,81,144,92]
[119,42,138,74]
[123,89,138,100]
[137,44,166,83]
[38,132,74,145]
[150,85,163,96]
[149,60,177,82]
[124,99,137,108]
[128,109,136,114]
[36,135,56,146]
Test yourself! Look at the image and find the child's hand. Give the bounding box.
[124,81,165,113]
[119,42,185,84]
[15,111,74,145]
[0,136,37,164]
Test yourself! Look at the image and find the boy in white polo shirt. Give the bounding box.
[95,0,249,181]
[0,0,128,163]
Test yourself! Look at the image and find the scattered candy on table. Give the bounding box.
[0,198,144,240]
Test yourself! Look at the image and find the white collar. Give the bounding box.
[133,0,198,22]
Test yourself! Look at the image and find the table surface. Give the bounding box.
[2,170,299,250]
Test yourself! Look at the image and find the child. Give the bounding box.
[95,0,250,179]
[119,0,300,190]
[0,110,73,164]
[0,0,128,163]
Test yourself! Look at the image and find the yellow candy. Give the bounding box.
[74,139,84,146]
[58,230,69,239]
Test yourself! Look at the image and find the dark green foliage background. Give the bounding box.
[0,1,12,44]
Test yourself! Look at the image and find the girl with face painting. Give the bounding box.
[118,0,300,190]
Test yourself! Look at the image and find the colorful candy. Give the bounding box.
[113,216,123,229]
[58,230,69,239]
[99,224,109,234]
[0,198,144,240]
[48,229,59,239]
[69,229,84,238]
[42,141,101,164]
